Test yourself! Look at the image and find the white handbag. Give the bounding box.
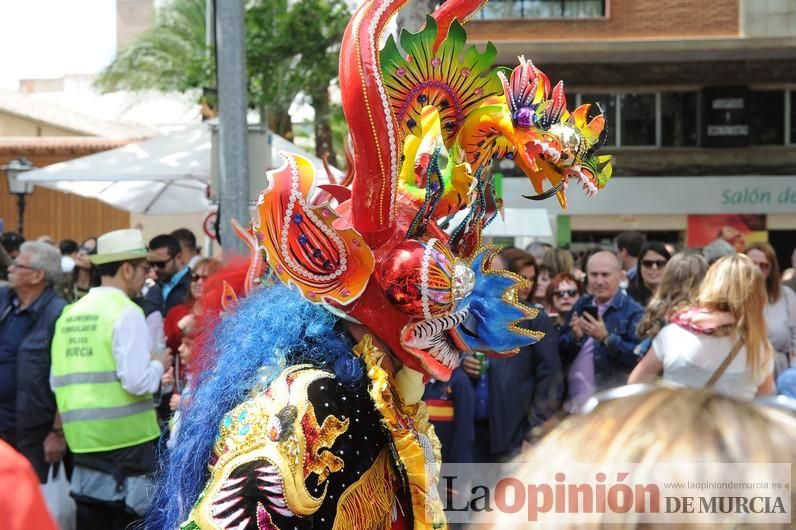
[41,463,76,530]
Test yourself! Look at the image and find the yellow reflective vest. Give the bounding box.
[51,289,159,453]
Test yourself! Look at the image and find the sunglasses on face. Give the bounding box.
[754,262,770,271]
[641,259,667,269]
[151,256,174,269]
[554,289,578,298]
[191,273,209,282]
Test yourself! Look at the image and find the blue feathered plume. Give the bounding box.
[145,285,362,530]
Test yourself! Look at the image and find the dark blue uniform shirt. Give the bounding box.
[0,296,34,437]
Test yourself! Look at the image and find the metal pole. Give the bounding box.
[205,0,214,50]
[216,0,249,257]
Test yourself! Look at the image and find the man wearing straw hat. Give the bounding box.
[51,229,171,529]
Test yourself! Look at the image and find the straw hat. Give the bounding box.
[90,229,163,265]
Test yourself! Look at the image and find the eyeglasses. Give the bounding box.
[191,273,209,282]
[9,260,38,272]
[554,289,578,298]
[641,259,667,269]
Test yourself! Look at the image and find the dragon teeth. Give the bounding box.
[215,508,245,527]
[261,483,283,494]
[270,505,295,517]
[212,497,241,516]
[267,495,287,508]
[220,476,246,489]
[229,518,250,530]
[215,485,243,503]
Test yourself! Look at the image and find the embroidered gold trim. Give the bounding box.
[332,447,396,530]
[353,335,447,529]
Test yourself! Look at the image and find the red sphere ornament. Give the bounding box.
[377,240,455,318]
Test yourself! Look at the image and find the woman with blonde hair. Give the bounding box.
[629,254,774,399]
[634,250,708,355]
[480,386,796,529]
[745,242,796,378]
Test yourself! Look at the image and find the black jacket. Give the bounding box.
[143,268,192,316]
[486,308,562,457]
[423,368,474,463]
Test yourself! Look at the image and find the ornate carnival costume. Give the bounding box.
[147,0,612,528]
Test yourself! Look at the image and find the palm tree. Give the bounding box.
[96,0,211,95]
[96,0,350,151]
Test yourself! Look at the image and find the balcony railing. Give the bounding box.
[475,0,606,20]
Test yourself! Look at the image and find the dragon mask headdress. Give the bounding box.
[160,2,616,529]
[239,0,612,383]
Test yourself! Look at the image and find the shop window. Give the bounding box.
[478,0,605,19]
[749,90,784,145]
[619,93,656,146]
[580,93,616,146]
[661,92,698,147]
[479,0,523,19]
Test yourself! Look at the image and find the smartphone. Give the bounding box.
[581,304,599,319]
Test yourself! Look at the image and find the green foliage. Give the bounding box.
[244,0,299,111]
[329,102,348,169]
[281,0,349,101]
[96,0,351,144]
[96,0,211,93]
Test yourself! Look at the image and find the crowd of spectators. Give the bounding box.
[0,227,217,528]
[1,224,795,528]
[426,229,796,467]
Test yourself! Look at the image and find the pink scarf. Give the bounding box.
[670,307,735,335]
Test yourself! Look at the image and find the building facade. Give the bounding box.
[0,137,132,243]
[469,0,796,264]
[0,92,144,242]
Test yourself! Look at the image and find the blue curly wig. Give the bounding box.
[145,284,363,530]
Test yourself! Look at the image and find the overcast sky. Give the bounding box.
[0,0,117,89]
[0,0,369,91]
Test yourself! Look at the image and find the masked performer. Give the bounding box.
[147,0,612,528]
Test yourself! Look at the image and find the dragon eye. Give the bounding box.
[266,406,297,442]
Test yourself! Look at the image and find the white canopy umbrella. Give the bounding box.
[443,207,553,238]
[17,122,342,214]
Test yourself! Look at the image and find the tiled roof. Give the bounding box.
[0,89,157,138]
[0,136,139,154]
